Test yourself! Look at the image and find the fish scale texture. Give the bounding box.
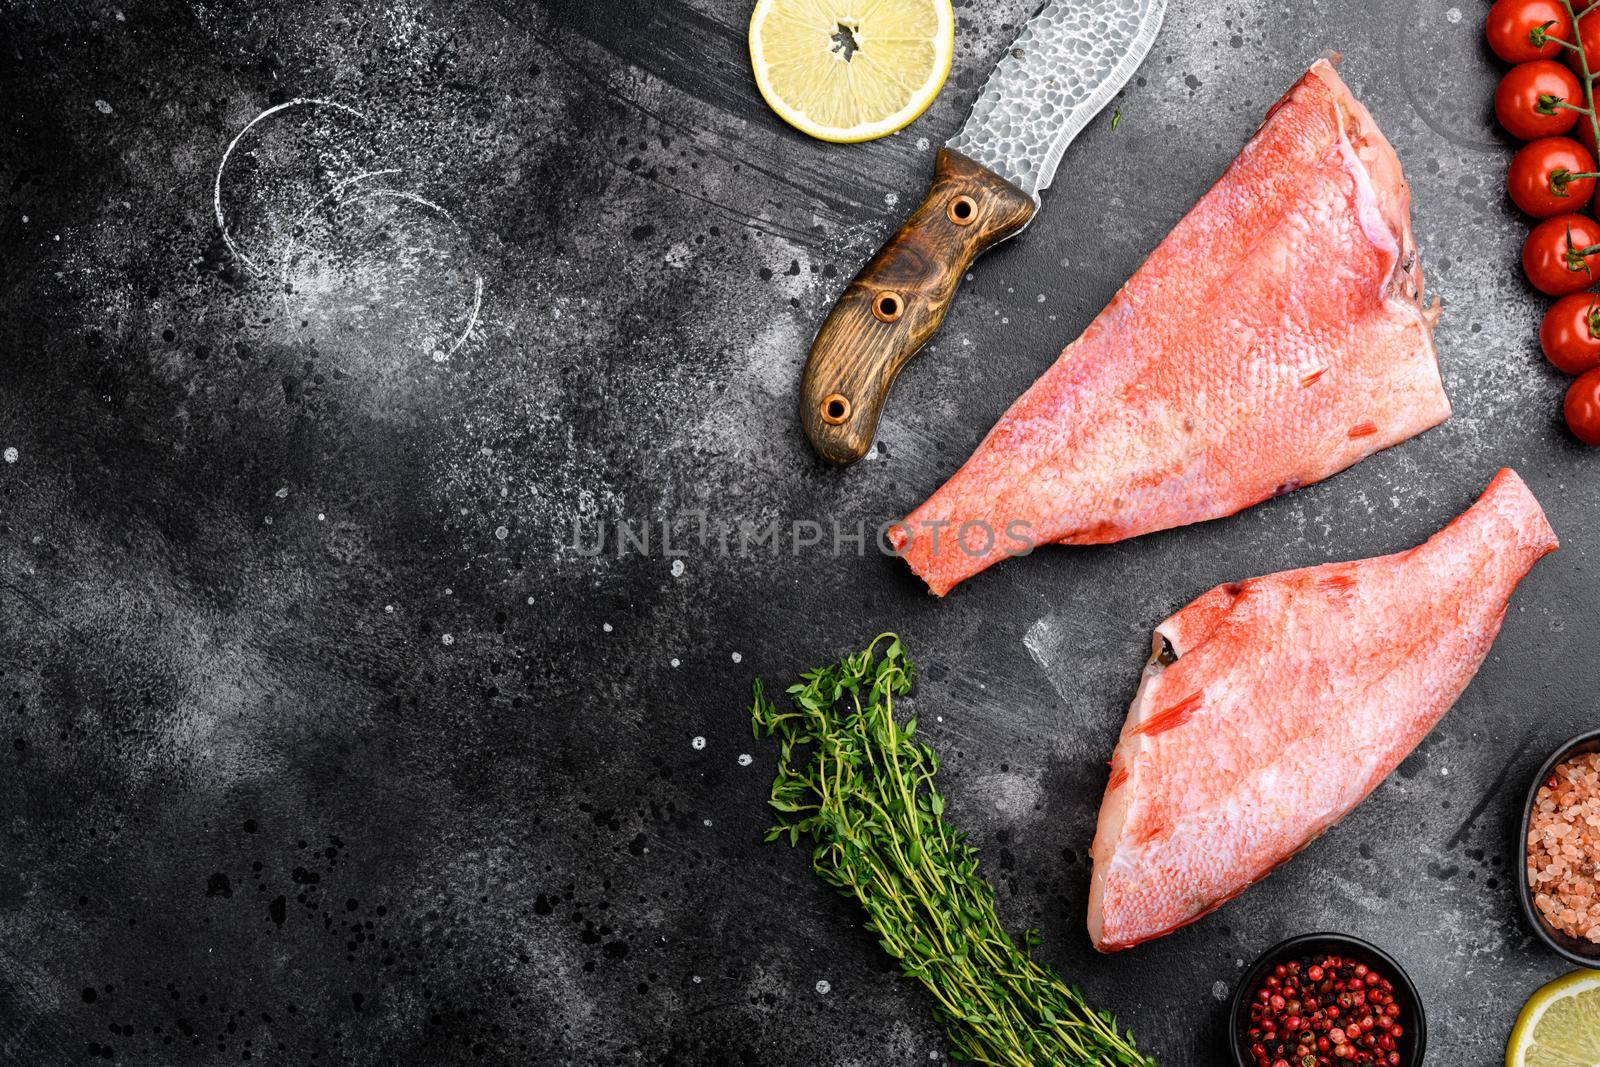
[893,60,1450,596]
[1086,468,1559,952]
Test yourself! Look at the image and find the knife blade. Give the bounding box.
[798,0,1166,466]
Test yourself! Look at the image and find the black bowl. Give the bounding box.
[1517,728,1600,968]
[1228,932,1426,1066]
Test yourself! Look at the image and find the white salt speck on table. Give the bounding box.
[275,487,289,498]
[738,754,752,767]
[671,559,684,577]
[691,735,706,750]
[441,634,454,645]
[670,657,680,668]
[3,447,17,464]
[731,651,742,663]
[602,622,613,632]
[495,525,509,540]
[815,980,831,995]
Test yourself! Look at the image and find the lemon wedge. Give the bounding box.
[1508,969,1600,1067]
[748,0,954,143]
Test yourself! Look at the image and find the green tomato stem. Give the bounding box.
[1557,0,1600,171]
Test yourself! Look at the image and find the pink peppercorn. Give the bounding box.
[1242,952,1406,1067]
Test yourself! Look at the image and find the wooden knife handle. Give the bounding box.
[799,148,1036,466]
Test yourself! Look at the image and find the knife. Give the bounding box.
[798,0,1167,466]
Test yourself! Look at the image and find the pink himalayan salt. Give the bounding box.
[1528,752,1600,943]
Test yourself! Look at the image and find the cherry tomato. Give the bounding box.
[1564,367,1600,444]
[1569,113,1600,161]
[1523,213,1600,294]
[1497,61,1584,140]
[1570,110,1600,159]
[1488,0,1575,62]
[1509,137,1598,215]
[1541,293,1600,373]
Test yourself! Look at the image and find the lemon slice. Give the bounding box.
[1508,970,1600,1067]
[749,0,954,143]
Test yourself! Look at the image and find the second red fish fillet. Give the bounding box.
[1087,469,1558,952]
[893,59,1449,596]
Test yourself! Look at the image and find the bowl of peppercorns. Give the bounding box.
[1229,932,1426,1067]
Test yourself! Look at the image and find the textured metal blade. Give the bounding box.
[948,0,1166,198]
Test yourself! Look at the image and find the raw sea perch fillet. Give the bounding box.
[892,59,1449,596]
[1087,469,1558,952]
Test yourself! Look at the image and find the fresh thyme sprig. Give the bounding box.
[751,634,1155,1067]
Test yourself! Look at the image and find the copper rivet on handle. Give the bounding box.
[820,393,851,425]
[872,291,904,323]
[947,194,977,225]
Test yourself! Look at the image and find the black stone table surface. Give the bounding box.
[1,1,1594,1063]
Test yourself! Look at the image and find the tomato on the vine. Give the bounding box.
[1509,137,1598,215]
[1523,213,1600,294]
[1576,117,1599,156]
[1564,367,1600,444]
[1497,60,1584,140]
[1541,293,1600,373]
[1488,0,1575,63]
[1566,9,1600,74]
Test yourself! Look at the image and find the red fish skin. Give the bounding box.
[1086,469,1559,953]
[891,60,1449,596]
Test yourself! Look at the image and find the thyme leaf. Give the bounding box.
[751,634,1156,1067]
